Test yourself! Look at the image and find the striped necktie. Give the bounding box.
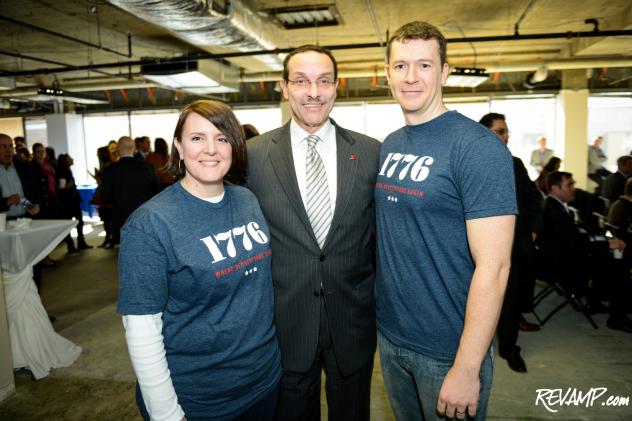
[305,135,332,249]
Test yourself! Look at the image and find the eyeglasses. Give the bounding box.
[492,128,509,135]
[286,78,337,90]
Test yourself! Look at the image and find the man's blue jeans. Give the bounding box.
[378,331,493,421]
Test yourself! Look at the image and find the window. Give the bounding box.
[588,96,632,172]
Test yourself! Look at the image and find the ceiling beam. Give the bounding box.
[1,29,631,78]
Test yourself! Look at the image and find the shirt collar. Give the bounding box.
[1,160,15,171]
[290,118,335,148]
[548,194,569,212]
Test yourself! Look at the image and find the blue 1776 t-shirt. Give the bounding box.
[375,111,517,361]
[118,182,281,419]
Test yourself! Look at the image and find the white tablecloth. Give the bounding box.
[0,220,82,379]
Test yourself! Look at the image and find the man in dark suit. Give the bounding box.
[133,136,150,161]
[101,136,159,247]
[601,155,632,203]
[479,113,542,373]
[540,171,631,333]
[247,45,380,421]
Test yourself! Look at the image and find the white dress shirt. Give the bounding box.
[0,162,26,217]
[290,119,338,213]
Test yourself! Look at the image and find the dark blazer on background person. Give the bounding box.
[101,156,159,239]
[512,157,542,263]
[602,172,628,203]
[539,196,592,285]
[0,157,41,214]
[246,119,380,377]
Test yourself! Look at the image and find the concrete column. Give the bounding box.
[555,70,589,189]
[45,114,90,185]
[0,271,16,403]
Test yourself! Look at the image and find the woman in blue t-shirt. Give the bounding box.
[118,100,281,421]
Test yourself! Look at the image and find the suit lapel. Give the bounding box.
[268,122,318,245]
[323,121,357,250]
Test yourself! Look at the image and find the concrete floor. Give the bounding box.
[1,221,631,420]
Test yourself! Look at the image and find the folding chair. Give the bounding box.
[531,248,599,329]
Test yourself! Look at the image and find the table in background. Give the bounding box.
[0,220,82,380]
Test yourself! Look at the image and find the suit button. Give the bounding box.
[319,255,325,262]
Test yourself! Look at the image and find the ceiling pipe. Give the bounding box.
[513,0,539,36]
[239,56,632,82]
[2,80,157,97]
[1,29,631,79]
[0,15,131,58]
[0,48,115,77]
[107,0,282,69]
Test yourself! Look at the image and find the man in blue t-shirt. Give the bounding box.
[375,21,517,421]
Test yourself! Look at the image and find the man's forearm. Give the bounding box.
[453,261,510,373]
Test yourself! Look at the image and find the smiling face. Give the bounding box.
[280,51,337,134]
[385,38,449,125]
[175,112,232,198]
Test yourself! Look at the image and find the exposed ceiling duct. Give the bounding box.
[107,0,283,70]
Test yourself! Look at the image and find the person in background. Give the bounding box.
[13,136,26,149]
[101,136,159,248]
[540,171,631,333]
[134,136,151,161]
[45,146,57,169]
[119,99,281,421]
[57,153,92,252]
[375,21,516,421]
[536,156,562,196]
[108,140,119,163]
[529,136,554,174]
[608,177,632,265]
[31,143,58,220]
[588,136,610,191]
[601,155,632,203]
[15,146,30,162]
[91,146,114,248]
[1,133,45,291]
[0,133,40,218]
[479,112,542,374]
[145,137,174,190]
[242,123,260,140]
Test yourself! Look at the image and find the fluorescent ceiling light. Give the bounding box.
[142,61,239,94]
[445,67,490,88]
[27,88,108,104]
[268,4,341,29]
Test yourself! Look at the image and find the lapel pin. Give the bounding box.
[349,153,357,160]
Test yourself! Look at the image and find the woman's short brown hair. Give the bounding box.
[171,100,246,185]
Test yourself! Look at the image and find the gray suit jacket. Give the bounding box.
[247,119,380,376]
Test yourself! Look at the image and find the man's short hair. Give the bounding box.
[478,113,506,129]
[282,45,338,81]
[616,155,632,168]
[386,21,447,65]
[547,171,572,192]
